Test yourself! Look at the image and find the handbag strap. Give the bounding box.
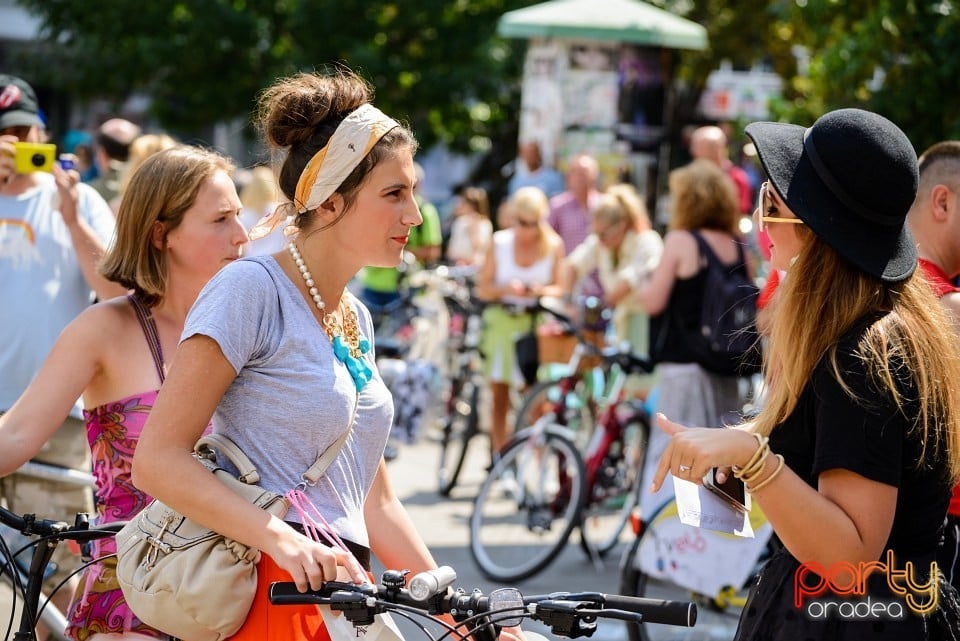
[195,433,263,484]
[301,392,360,487]
[195,392,360,488]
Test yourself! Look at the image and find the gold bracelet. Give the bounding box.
[746,454,785,493]
[737,449,770,485]
[733,432,769,480]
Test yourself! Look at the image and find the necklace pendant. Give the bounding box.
[332,336,372,391]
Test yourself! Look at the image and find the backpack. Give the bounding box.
[689,231,762,376]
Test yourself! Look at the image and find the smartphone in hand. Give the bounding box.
[703,468,748,514]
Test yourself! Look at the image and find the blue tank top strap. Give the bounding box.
[127,294,166,384]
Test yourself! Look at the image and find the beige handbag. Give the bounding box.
[116,424,354,641]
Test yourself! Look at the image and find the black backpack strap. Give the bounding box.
[690,229,716,268]
[690,230,747,273]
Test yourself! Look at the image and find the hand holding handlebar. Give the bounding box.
[268,566,697,640]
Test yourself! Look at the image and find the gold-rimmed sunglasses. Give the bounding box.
[756,181,805,233]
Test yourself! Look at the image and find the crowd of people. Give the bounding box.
[2,64,960,641]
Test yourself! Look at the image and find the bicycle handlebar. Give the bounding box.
[269,566,696,638]
[0,505,124,542]
[506,297,654,375]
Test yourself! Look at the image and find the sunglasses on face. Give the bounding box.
[595,221,624,240]
[756,181,805,233]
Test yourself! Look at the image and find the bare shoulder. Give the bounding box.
[661,229,696,261]
[66,296,137,345]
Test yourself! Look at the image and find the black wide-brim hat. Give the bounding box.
[745,108,918,282]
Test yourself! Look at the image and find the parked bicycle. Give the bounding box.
[1,503,123,641]
[375,260,457,456]
[433,267,489,497]
[618,499,775,641]
[511,295,621,443]
[0,461,97,641]
[469,336,654,583]
[269,564,697,641]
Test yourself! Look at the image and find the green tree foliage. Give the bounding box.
[15,0,536,151]
[774,0,960,152]
[651,0,960,153]
[18,0,960,176]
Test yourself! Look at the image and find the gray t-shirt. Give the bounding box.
[183,256,393,546]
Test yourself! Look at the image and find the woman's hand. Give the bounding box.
[498,625,527,641]
[265,526,368,592]
[649,413,759,492]
[0,135,15,185]
[51,160,81,226]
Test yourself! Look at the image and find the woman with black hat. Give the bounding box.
[650,108,960,639]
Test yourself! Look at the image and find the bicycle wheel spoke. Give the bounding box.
[469,430,585,582]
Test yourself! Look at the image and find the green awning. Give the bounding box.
[498,0,707,51]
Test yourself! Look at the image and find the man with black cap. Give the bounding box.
[0,74,125,634]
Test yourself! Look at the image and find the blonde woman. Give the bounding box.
[559,183,663,355]
[652,109,960,639]
[476,186,565,453]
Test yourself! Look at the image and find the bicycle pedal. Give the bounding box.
[526,507,553,533]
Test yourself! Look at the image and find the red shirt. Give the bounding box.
[918,258,960,516]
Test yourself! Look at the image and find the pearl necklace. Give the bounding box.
[287,241,372,391]
[288,241,325,311]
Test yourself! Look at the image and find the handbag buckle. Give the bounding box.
[146,534,172,555]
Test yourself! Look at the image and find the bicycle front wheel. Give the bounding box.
[579,415,650,558]
[436,377,480,496]
[469,427,586,582]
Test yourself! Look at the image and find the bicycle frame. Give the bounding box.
[1,461,98,641]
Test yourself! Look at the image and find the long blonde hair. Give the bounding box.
[753,231,960,481]
[594,183,651,232]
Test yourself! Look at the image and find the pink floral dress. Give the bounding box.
[65,295,171,640]
[66,391,167,640]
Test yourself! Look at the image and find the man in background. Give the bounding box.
[507,140,564,199]
[907,141,960,594]
[90,117,140,208]
[0,74,124,636]
[547,153,601,256]
[689,125,753,216]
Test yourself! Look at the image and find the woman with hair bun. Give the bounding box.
[132,69,524,641]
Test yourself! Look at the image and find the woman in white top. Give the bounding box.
[445,186,493,268]
[476,186,565,453]
[560,184,663,356]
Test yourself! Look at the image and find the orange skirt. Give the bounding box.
[228,555,330,641]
